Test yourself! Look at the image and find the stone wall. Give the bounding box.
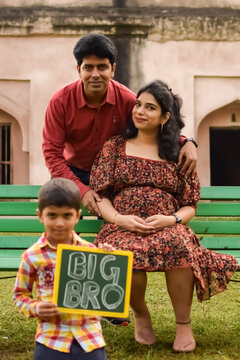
[0,6,239,41]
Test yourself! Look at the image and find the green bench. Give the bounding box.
[0,185,239,272]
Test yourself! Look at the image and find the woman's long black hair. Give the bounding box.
[125,80,185,162]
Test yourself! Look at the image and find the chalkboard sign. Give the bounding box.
[53,244,133,318]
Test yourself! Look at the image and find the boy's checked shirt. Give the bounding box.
[13,232,106,353]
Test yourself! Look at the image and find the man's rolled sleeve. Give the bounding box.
[42,100,89,198]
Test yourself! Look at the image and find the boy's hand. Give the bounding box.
[98,243,116,252]
[37,301,59,321]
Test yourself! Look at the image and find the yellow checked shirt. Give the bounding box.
[13,232,106,353]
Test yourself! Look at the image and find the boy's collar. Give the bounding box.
[38,231,82,249]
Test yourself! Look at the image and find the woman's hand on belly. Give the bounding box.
[145,214,176,230]
[114,214,156,234]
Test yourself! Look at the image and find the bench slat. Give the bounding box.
[196,203,240,216]
[79,235,96,243]
[0,236,40,248]
[0,202,89,216]
[2,218,239,235]
[0,234,95,248]
[189,220,240,234]
[200,186,240,200]
[0,219,102,233]
[1,235,238,250]
[200,236,240,249]
[0,202,38,215]
[0,249,23,270]
[0,248,239,271]
[0,249,24,269]
[0,185,41,199]
[0,258,21,271]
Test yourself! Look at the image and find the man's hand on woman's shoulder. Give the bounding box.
[178,141,197,178]
[81,190,102,216]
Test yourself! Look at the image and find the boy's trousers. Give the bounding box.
[34,340,108,360]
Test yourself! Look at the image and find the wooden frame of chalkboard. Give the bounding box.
[53,244,133,317]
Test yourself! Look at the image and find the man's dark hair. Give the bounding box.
[73,32,117,66]
[125,80,185,162]
[38,178,80,212]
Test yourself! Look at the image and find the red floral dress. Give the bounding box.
[90,136,239,302]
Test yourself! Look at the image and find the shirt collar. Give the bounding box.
[77,79,116,109]
[38,232,83,250]
[105,80,116,105]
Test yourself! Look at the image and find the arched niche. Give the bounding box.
[0,109,29,184]
[0,80,30,152]
[197,100,240,186]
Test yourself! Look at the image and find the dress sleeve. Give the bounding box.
[175,171,201,209]
[90,137,119,196]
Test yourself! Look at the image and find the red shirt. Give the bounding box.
[42,79,136,198]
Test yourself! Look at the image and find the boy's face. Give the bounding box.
[37,206,81,247]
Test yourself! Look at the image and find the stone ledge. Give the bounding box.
[0,6,239,40]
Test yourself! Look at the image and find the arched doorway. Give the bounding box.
[0,109,29,184]
[197,101,240,186]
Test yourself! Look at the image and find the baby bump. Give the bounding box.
[112,186,178,217]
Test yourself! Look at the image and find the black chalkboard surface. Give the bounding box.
[53,244,133,317]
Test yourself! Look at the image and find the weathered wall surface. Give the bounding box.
[0,4,239,185]
[0,0,240,8]
[0,6,239,39]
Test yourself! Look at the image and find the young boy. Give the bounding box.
[13,178,111,360]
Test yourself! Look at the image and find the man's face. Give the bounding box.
[77,55,116,101]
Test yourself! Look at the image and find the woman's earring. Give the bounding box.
[161,123,164,133]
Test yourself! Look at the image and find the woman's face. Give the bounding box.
[132,92,167,133]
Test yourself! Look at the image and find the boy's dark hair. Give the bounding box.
[73,32,117,66]
[125,80,185,163]
[38,178,80,212]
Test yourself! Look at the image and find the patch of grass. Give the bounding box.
[0,272,239,359]
[0,275,36,359]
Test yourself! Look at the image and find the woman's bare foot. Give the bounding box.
[173,322,196,352]
[134,313,156,345]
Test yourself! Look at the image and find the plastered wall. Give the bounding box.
[0,0,240,8]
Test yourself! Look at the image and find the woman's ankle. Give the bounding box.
[176,319,191,325]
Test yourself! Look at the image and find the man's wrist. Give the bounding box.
[80,186,91,201]
[182,137,198,148]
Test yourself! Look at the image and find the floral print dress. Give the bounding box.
[90,135,239,302]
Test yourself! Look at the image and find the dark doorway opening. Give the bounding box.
[0,123,11,184]
[210,127,240,186]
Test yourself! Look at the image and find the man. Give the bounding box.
[42,33,197,217]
